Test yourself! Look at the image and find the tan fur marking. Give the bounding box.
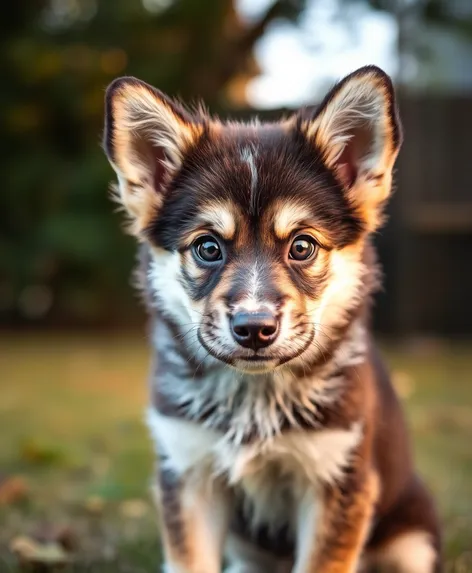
[112,82,201,168]
[272,201,312,240]
[292,239,367,368]
[297,470,378,573]
[155,468,229,573]
[305,74,393,168]
[109,81,203,236]
[268,200,334,248]
[364,530,437,573]
[196,201,238,240]
[302,70,399,232]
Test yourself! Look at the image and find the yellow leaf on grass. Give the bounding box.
[391,370,415,399]
[119,499,149,519]
[85,495,105,514]
[0,475,29,505]
[10,536,70,566]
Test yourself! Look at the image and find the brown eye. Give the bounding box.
[289,235,318,262]
[193,236,223,263]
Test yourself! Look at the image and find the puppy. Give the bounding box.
[103,66,441,573]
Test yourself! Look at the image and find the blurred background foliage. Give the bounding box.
[2,0,472,328]
[1,0,301,327]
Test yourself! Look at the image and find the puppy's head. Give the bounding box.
[104,66,401,373]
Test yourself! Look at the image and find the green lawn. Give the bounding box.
[0,334,471,571]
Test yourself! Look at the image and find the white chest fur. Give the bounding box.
[147,409,362,533]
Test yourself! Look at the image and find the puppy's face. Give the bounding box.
[104,67,401,372]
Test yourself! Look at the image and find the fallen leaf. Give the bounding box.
[0,475,29,505]
[391,370,415,399]
[119,499,149,519]
[10,535,70,567]
[85,495,105,515]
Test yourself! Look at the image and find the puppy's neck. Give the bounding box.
[150,311,368,444]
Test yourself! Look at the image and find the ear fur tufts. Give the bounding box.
[103,76,204,237]
[300,65,402,232]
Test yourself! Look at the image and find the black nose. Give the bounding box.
[230,311,279,350]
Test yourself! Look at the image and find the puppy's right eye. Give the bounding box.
[193,236,223,263]
[288,235,318,262]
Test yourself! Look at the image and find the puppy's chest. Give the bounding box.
[149,410,362,530]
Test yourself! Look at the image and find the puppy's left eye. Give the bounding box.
[193,236,223,263]
[289,235,318,261]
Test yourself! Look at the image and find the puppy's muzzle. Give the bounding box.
[230,310,279,351]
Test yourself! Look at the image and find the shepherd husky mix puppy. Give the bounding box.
[103,66,441,572]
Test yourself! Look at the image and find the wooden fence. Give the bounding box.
[375,95,472,335]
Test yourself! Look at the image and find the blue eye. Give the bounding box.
[193,236,222,263]
[289,235,318,261]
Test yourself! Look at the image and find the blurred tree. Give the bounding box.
[364,0,472,88]
[368,0,472,39]
[0,0,305,327]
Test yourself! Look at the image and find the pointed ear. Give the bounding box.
[103,77,204,236]
[301,66,402,231]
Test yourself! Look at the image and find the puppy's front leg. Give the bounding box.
[155,464,230,573]
[294,469,378,573]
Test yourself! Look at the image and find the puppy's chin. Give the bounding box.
[231,358,279,374]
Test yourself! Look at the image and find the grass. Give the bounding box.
[0,334,471,571]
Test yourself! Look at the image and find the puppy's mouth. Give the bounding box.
[197,328,314,372]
